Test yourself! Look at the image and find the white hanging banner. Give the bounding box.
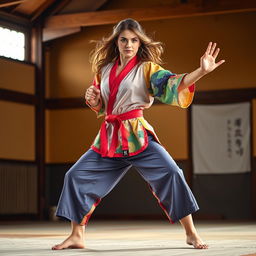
[192,102,251,174]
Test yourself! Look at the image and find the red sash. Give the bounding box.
[100,109,143,157]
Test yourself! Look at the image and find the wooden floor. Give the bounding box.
[0,220,255,256]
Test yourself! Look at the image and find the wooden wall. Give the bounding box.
[0,58,37,214]
[0,58,35,160]
[45,11,256,163]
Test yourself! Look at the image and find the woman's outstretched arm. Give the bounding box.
[178,42,225,92]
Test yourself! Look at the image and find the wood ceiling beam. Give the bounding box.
[40,0,106,42]
[12,0,54,17]
[42,27,81,42]
[30,0,55,21]
[0,0,26,8]
[31,0,71,26]
[39,0,71,17]
[0,10,30,26]
[44,3,256,29]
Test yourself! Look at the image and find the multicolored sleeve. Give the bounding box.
[86,73,105,118]
[143,62,195,108]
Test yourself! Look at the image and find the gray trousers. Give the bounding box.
[56,131,199,225]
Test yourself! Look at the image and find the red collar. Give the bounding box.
[107,55,139,115]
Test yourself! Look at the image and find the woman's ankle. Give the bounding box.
[71,222,85,238]
[179,214,197,236]
[186,229,197,236]
[71,231,84,237]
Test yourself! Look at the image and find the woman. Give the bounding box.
[52,18,225,250]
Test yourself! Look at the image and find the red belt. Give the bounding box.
[100,109,143,157]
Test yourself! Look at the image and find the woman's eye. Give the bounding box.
[132,39,138,42]
[121,38,126,42]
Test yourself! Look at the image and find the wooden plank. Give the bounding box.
[30,0,55,21]
[57,0,108,15]
[0,10,30,25]
[31,0,71,27]
[37,0,71,17]
[38,0,106,40]
[193,88,256,104]
[31,24,46,220]
[42,27,81,42]
[45,97,85,109]
[0,88,37,105]
[0,0,25,8]
[0,158,36,164]
[12,0,49,15]
[44,4,201,29]
[44,3,256,29]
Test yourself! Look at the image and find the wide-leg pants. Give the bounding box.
[55,131,199,225]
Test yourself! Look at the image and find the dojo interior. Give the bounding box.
[0,0,256,255]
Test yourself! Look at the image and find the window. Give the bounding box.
[0,26,25,61]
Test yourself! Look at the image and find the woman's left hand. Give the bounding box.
[200,42,225,75]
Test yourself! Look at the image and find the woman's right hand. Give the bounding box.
[85,85,101,107]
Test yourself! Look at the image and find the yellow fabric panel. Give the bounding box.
[143,61,164,92]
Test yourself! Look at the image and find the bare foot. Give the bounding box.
[52,234,85,250]
[186,232,209,249]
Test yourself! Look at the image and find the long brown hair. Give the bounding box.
[90,18,164,74]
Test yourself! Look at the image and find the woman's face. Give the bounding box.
[117,29,141,60]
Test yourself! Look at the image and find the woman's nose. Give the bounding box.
[126,40,132,47]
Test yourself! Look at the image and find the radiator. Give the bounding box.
[0,162,37,214]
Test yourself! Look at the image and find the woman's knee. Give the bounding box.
[152,146,183,176]
[164,164,184,180]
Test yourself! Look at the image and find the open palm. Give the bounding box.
[200,42,225,74]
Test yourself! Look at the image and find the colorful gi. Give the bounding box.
[55,56,199,225]
[87,56,195,158]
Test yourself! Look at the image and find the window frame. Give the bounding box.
[0,19,31,63]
